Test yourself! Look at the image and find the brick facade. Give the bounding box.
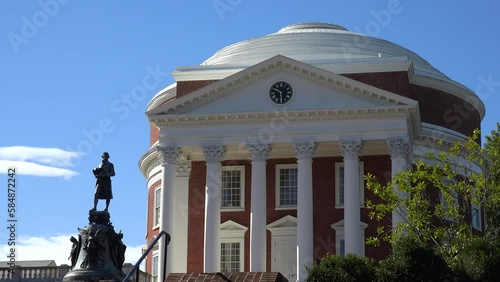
[154,155,394,272]
[144,69,481,274]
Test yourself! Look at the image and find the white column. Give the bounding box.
[171,158,192,272]
[386,137,411,228]
[248,143,271,272]
[339,139,363,255]
[156,145,181,279]
[202,145,226,273]
[293,141,317,282]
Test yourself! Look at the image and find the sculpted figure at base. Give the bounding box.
[90,152,115,212]
[63,211,126,281]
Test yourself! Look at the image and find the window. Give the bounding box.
[331,220,368,256]
[152,254,159,282]
[220,220,247,272]
[440,188,458,221]
[154,188,161,227]
[338,239,345,257]
[275,164,298,209]
[335,162,365,208]
[472,204,482,230]
[221,166,245,210]
[220,242,241,272]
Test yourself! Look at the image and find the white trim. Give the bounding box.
[335,162,365,208]
[153,187,161,229]
[439,181,458,222]
[266,216,297,281]
[471,204,482,231]
[220,220,248,272]
[220,166,245,211]
[331,220,368,256]
[150,55,418,117]
[220,239,245,272]
[147,166,162,189]
[275,164,298,210]
[152,252,159,282]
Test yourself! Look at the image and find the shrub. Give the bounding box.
[376,239,450,282]
[453,237,500,282]
[306,253,376,282]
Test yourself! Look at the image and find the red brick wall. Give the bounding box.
[150,122,160,147]
[345,72,481,137]
[177,80,219,98]
[145,180,161,274]
[186,161,207,272]
[185,155,393,272]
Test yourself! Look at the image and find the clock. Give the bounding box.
[269,81,293,104]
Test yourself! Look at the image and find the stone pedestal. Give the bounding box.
[63,211,127,282]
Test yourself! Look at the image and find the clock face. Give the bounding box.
[269,81,293,104]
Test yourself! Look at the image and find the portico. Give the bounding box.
[142,54,421,281]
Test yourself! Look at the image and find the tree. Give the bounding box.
[483,122,500,237]
[365,124,500,264]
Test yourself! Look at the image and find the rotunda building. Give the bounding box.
[139,22,484,282]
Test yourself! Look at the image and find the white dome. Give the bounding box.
[198,22,484,118]
[202,22,442,79]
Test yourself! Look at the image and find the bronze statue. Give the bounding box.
[69,236,80,268]
[90,152,115,212]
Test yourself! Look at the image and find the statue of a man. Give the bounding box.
[91,152,115,212]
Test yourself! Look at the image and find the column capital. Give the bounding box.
[339,139,363,160]
[202,145,226,163]
[293,141,317,160]
[386,137,411,160]
[248,143,272,161]
[176,159,192,177]
[156,145,181,165]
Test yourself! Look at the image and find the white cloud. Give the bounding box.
[0,160,79,180]
[0,234,144,268]
[0,146,81,179]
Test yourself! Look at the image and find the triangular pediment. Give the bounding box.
[330,219,368,231]
[220,220,248,238]
[220,220,248,232]
[266,215,297,230]
[148,55,418,118]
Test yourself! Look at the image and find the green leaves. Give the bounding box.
[366,124,500,264]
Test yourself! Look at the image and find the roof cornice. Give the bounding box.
[162,56,484,120]
[148,55,418,117]
[150,106,416,128]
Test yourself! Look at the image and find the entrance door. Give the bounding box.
[272,236,297,281]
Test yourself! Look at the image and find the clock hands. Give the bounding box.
[272,87,283,103]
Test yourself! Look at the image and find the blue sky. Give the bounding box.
[1,0,499,266]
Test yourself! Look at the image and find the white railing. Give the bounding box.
[0,264,151,282]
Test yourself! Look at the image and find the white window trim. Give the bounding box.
[439,188,458,221]
[221,166,245,211]
[471,204,482,231]
[275,164,298,210]
[220,239,245,272]
[220,220,248,272]
[152,251,159,282]
[331,220,368,256]
[153,187,161,228]
[335,162,365,209]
